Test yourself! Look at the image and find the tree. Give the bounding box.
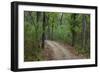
[82,15,87,49]
[70,14,77,46]
[60,13,63,25]
[41,12,46,48]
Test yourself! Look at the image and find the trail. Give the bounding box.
[45,40,81,60]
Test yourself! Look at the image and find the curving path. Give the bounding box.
[45,40,81,60]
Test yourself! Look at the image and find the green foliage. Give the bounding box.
[24,11,90,61]
[24,48,44,61]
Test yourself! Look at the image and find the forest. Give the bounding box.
[24,11,90,61]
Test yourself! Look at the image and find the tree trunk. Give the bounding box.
[51,23,54,40]
[47,16,50,40]
[81,15,86,49]
[71,14,76,46]
[60,13,63,25]
[41,12,45,48]
[72,30,75,46]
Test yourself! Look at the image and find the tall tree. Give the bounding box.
[70,14,77,46]
[60,13,63,25]
[82,15,87,49]
[41,12,46,48]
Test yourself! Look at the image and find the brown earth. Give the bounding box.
[42,40,86,60]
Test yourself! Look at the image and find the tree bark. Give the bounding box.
[71,14,76,46]
[60,13,63,25]
[41,12,45,48]
[81,15,86,49]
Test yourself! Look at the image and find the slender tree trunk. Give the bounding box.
[60,13,63,25]
[35,12,41,48]
[51,24,54,40]
[72,30,75,46]
[47,16,50,40]
[71,14,76,46]
[41,12,45,48]
[82,15,86,49]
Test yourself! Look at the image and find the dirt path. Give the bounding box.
[45,40,81,60]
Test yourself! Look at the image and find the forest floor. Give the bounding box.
[42,40,87,60]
